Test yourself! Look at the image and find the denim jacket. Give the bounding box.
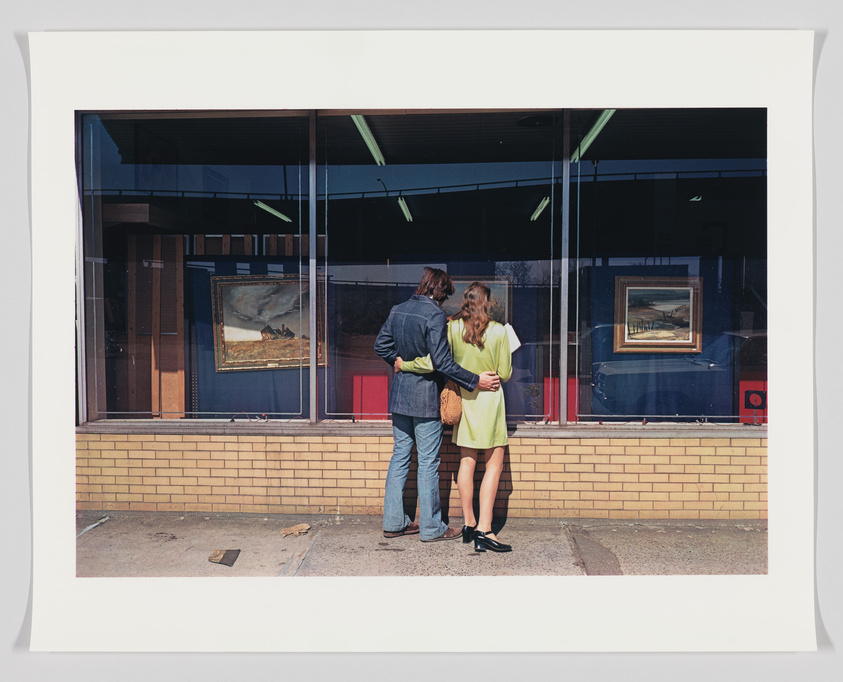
[374,294,479,418]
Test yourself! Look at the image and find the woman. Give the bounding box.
[397,282,513,553]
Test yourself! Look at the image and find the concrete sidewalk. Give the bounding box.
[75,510,767,578]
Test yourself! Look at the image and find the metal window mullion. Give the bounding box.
[559,110,571,425]
[308,111,318,423]
[77,116,93,424]
[76,180,88,424]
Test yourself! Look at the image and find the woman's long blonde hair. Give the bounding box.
[448,282,492,349]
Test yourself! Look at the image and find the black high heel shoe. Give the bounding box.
[461,525,476,544]
[474,530,512,553]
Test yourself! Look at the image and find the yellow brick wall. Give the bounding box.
[76,433,767,520]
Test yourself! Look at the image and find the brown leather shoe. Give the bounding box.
[421,526,462,542]
[383,522,420,538]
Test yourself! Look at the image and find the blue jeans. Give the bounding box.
[383,414,449,541]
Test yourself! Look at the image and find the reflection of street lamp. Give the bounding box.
[571,109,615,163]
[254,200,292,222]
[352,114,386,166]
[530,196,550,221]
[397,196,413,222]
[377,178,413,222]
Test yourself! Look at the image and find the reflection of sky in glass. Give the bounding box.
[83,117,300,195]
[325,263,445,288]
[571,157,766,182]
[603,257,701,277]
[85,115,765,202]
[322,162,557,198]
[325,260,556,288]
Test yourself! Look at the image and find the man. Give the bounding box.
[374,267,500,542]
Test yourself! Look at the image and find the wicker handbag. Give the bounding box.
[440,380,463,425]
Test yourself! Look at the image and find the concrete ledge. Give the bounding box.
[77,418,767,440]
[513,422,767,440]
[76,419,396,437]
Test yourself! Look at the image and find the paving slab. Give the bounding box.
[75,511,767,578]
[76,512,315,577]
[293,516,581,577]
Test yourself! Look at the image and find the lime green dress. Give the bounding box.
[401,319,512,448]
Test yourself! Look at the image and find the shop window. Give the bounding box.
[77,108,767,425]
[79,112,310,420]
[315,111,563,421]
[568,109,767,423]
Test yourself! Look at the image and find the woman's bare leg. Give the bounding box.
[457,447,478,527]
[476,446,505,538]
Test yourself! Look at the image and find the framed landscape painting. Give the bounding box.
[613,276,703,353]
[211,274,325,371]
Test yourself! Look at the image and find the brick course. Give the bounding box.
[76,434,767,520]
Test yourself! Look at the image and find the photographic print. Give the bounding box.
[614,276,703,353]
[211,274,325,370]
[28,29,817,655]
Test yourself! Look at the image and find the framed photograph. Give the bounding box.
[613,276,703,353]
[442,276,512,324]
[211,275,325,371]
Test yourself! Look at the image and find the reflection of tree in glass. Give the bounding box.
[489,297,506,324]
[496,261,533,285]
[524,383,542,414]
[496,261,552,286]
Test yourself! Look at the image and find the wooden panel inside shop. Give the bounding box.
[127,233,185,418]
[194,233,325,257]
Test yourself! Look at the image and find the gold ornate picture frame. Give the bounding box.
[613,276,703,353]
[211,274,325,371]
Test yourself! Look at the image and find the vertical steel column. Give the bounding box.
[308,111,318,423]
[76,115,89,424]
[558,110,571,425]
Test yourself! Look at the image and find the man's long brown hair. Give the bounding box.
[414,267,455,303]
[448,282,492,349]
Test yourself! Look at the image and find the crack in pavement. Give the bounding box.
[281,528,323,577]
[570,533,623,575]
[563,524,623,576]
[561,523,587,575]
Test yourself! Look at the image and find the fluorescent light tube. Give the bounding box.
[397,196,413,222]
[530,196,550,221]
[571,109,616,163]
[351,114,386,166]
[254,200,292,222]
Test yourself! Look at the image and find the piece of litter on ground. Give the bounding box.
[208,549,241,566]
[280,523,311,537]
[76,516,111,538]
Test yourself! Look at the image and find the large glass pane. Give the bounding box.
[78,112,310,420]
[317,111,563,422]
[570,109,768,423]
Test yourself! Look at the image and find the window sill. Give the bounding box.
[512,421,767,439]
[77,418,767,439]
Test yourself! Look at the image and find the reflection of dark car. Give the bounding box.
[591,332,767,420]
